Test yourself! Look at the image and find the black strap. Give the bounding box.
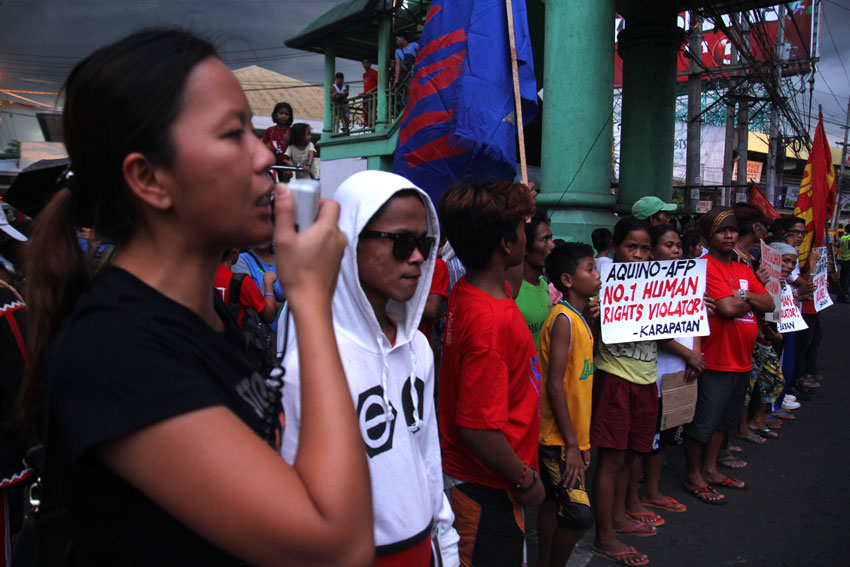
[228,273,245,321]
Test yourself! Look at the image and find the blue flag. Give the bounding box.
[391,0,537,206]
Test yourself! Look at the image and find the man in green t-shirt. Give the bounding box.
[515,206,555,350]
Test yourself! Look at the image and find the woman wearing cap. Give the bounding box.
[19,29,372,566]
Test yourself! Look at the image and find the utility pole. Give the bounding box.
[722,13,740,206]
[735,13,750,204]
[830,97,850,229]
[723,99,736,206]
[686,11,703,213]
[766,4,786,208]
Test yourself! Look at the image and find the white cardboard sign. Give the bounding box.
[813,246,833,312]
[600,259,709,344]
[777,283,808,333]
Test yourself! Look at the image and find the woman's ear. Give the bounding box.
[122,152,173,211]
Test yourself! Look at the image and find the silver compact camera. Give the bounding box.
[287,179,321,233]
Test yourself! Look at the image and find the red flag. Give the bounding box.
[793,113,837,269]
[747,183,781,220]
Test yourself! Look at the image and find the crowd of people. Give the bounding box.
[500,197,833,566]
[0,27,839,567]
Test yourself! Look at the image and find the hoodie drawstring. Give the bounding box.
[408,348,422,433]
[377,334,422,432]
[378,335,395,423]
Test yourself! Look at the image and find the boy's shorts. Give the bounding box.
[538,444,594,530]
[590,369,658,452]
[447,480,524,567]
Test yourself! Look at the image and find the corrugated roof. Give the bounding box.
[233,65,325,123]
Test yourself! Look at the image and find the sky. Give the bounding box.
[808,0,850,148]
[0,0,849,154]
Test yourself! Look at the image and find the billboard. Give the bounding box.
[614,1,815,88]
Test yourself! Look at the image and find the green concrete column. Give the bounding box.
[538,0,618,244]
[323,41,336,138]
[617,3,684,213]
[376,14,391,129]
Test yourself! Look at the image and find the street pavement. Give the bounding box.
[527,301,850,567]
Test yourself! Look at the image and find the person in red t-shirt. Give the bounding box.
[682,207,774,505]
[437,180,542,567]
[361,58,379,127]
[214,248,277,327]
[418,257,448,343]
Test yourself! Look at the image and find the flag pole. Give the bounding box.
[505,0,528,186]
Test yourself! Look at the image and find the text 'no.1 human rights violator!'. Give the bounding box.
[600,259,709,344]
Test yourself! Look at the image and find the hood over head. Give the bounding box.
[332,170,439,353]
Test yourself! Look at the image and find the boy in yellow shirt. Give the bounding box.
[537,243,601,567]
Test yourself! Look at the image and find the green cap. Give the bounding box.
[631,196,677,220]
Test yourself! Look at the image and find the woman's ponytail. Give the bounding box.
[20,188,89,437]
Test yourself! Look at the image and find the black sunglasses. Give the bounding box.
[360,230,435,261]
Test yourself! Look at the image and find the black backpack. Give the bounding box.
[228,274,278,377]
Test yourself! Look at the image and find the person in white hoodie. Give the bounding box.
[280,170,459,566]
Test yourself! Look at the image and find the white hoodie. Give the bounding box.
[280,171,459,564]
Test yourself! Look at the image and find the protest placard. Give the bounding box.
[761,240,782,323]
[813,246,833,312]
[599,259,708,344]
[777,284,808,333]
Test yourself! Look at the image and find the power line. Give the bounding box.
[817,68,844,108]
[824,0,850,14]
[821,3,850,90]
[704,4,810,145]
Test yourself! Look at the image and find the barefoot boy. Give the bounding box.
[537,243,600,567]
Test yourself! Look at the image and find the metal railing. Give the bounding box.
[330,90,377,136]
[329,68,412,137]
